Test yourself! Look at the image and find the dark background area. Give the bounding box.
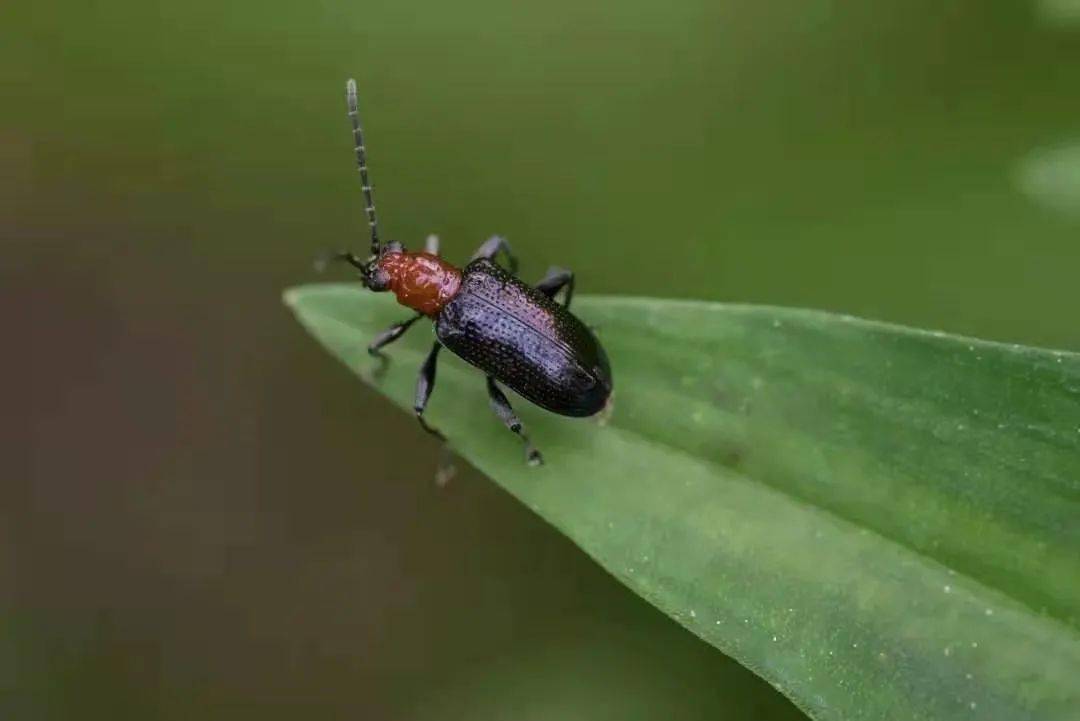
[4,0,1079,718]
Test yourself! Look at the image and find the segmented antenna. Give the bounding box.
[346,79,380,256]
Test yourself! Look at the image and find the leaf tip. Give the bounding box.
[282,286,303,309]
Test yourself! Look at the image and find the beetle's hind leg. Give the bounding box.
[367,313,423,380]
[485,377,543,466]
[535,267,575,309]
[470,235,519,275]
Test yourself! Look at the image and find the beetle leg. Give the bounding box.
[313,249,366,272]
[424,233,440,255]
[367,313,423,379]
[414,342,446,441]
[535,266,575,309]
[413,339,457,485]
[470,235,519,275]
[369,314,423,357]
[485,376,543,466]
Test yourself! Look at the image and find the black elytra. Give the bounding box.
[438,258,612,418]
[322,79,613,466]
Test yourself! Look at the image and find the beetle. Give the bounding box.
[322,79,612,465]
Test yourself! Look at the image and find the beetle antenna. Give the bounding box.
[346,79,380,257]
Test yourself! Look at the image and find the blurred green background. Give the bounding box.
[4,0,1079,718]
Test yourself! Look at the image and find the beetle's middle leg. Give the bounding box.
[485,376,543,466]
[414,341,446,441]
[413,340,458,485]
[535,266,575,309]
[470,235,519,275]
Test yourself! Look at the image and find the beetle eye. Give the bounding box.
[364,265,391,291]
[383,241,405,255]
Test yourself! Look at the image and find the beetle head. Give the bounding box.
[359,240,405,291]
[362,260,389,291]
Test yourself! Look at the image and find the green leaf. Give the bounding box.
[1015,140,1080,217]
[284,284,1080,721]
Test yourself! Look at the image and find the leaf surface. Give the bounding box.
[285,284,1080,721]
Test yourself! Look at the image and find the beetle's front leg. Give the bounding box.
[367,313,423,379]
[535,266,575,309]
[485,376,543,466]
[470,235,519,275]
